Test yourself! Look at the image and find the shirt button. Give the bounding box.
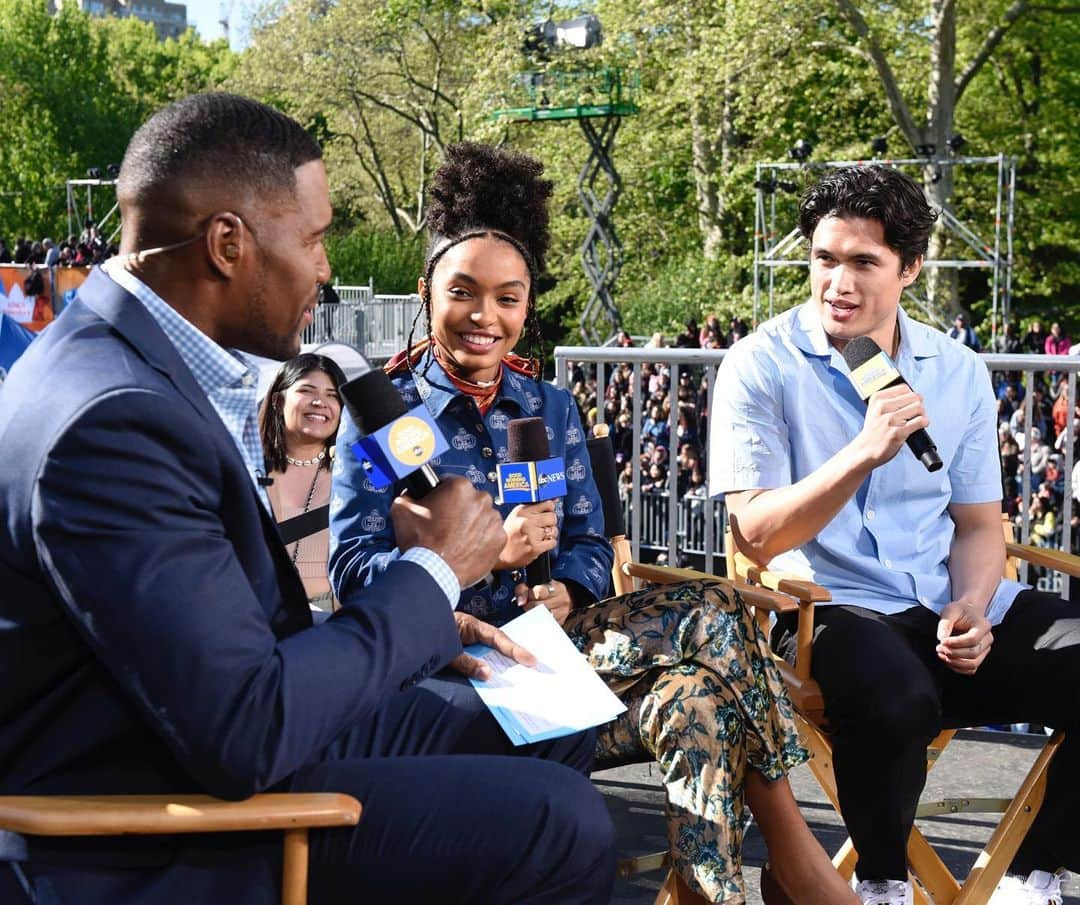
[487,471,498,483]
[482,447,493,458]
[884,559,893,568]
[866,509,875,520]
[920,596,930,605]
[476,424,484,433]
[241,373,255,387]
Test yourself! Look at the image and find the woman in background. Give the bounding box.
[261,352,346,611]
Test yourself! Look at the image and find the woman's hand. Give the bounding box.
[494,501,558,571]
[515,579,572,626]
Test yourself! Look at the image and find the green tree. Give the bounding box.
[232,0,489,238]
[826,0,1078,321]
[0,0,233,240]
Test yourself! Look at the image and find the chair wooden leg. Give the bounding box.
[833,838,858,878]
[911,878,933,905]
[952,730,1064,905]
[282,827,309,905]
[653,867,678,905]
[907,827,961,905]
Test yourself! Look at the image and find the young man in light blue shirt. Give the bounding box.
[712,165,1078,905]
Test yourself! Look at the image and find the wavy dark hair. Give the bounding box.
[798,166,939,272]
[261,353,347,474]
[408,142,554,380]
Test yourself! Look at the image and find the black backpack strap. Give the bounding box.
[277,504,331,546]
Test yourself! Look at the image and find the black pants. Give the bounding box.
[774,591,1080,882]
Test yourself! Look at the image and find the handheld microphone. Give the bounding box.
[504,417,567,586]
[340,370,447,498]
[841,336,943,473]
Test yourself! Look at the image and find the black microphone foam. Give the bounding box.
[841,336,943,473]
[507,416,550,462]
[341,369,408,433]
[586,434,625,537]
[506,416,555,586]
[340,370,440,497]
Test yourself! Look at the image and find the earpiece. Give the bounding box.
[224,245,239,260]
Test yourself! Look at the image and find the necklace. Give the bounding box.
[286,450,326,467]
[291,468,321,566]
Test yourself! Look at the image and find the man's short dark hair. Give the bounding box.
[798,166,938,271]
[118,93,322,208]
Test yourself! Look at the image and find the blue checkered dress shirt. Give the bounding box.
[103,265,271,513]
[101,265,459,607]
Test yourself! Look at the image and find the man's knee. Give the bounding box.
[828,684,941,747]
[527,726,598,776]
[539,765,617,893]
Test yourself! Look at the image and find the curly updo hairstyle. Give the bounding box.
[409,142,554,380]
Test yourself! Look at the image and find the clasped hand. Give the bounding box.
[936,600,993,675]
[515,579,572,626]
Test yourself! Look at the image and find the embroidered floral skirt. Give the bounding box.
[563,579,808,904]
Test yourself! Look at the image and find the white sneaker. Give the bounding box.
[855,879,913,905]
[989,869,1065,904]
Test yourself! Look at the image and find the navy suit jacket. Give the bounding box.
[0,270,462,901]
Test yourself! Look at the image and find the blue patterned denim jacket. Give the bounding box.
[328,357,614,624]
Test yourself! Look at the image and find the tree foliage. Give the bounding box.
[0,0,233,240]
[3,0,1075,346]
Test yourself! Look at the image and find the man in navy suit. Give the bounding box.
[0,93,616,904]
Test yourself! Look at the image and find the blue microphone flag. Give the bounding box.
[350,403,449,488]
[497,457,567,504]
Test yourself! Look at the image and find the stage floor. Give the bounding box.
[598,729,1078,903]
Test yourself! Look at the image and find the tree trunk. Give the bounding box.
[691,73,737,259]
[691,104,723,260]
[924,0,958,322]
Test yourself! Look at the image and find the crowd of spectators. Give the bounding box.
[567,315,748,511]
[995,367,1080,557]
[0,221,117,269]
[565,312,1080,576]
[950,314,1079,560]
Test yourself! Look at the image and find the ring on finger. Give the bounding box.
[546,583,556,596]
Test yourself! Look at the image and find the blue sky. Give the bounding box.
[185,0,232,45]
[185,0,224,43]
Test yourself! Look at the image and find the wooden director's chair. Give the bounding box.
[621,518,1072,905]
[0,792,360,905]
[588,426,815,904]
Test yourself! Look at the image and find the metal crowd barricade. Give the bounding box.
[301,289,421,363]
[555,345,1080,596]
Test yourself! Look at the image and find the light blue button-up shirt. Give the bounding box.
[710,301,1027,624]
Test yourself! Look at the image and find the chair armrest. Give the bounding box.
[622,562,714,586]
[621,563,799,614]
[0,793,361,837]
[1006,542,1080,578]
[742,564,832,603]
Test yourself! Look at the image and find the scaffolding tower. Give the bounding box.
[494,66,639,344]
[66,177,120,244]
[752,154,1016,336]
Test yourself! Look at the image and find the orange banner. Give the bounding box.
[0,264,91,332]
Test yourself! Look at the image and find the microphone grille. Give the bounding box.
[507,417,550,461]
[840,335,885,370]
[340,370,408,434]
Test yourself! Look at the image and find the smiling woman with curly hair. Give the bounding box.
[329,142,859,905]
